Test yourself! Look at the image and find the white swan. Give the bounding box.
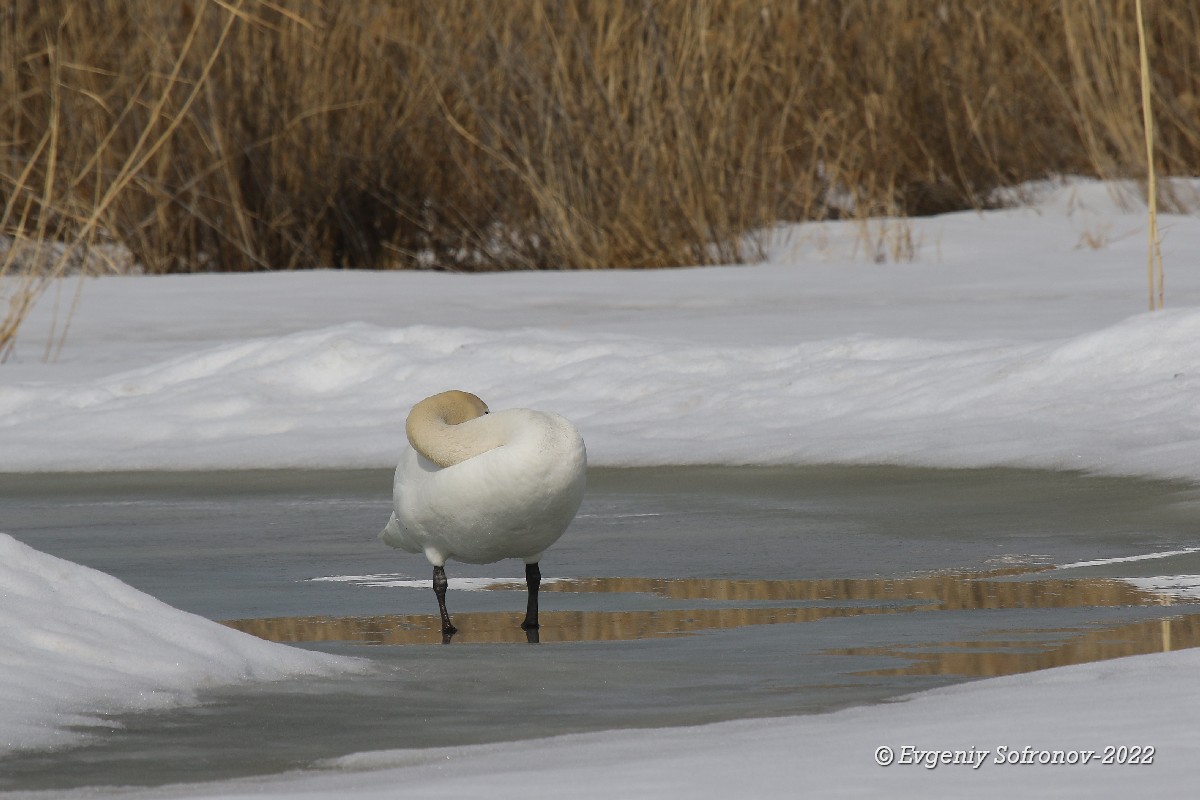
[380,390,587,639]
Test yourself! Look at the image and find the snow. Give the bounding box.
[1057,548,1200,570]
[1127,575,1200,601]
[0,534,366,758]
[308,573,565,590]
[6,309,1200,479]
[2,177,1200,796]
[4,181,1200,482]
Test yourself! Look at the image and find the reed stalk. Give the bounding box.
[1136,0,1165,310]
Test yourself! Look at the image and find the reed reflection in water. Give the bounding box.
[225,572,1197,674]
[225,604,908,646]
[829,615,1200,678]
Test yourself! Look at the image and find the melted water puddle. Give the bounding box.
[226,570,1199,674]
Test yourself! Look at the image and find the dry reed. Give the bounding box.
[1136,0,1165,310]
[3,0,1200,355]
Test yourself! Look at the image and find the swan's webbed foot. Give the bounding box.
[433,565,457,640]
[520,562,541,631]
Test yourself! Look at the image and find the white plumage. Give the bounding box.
[380,390,586,637]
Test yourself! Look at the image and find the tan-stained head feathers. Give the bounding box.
[405,390,492,467]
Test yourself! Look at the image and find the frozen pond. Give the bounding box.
[3,466,1200,791]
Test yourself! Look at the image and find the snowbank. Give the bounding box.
[0,534,365,757]
[3,310,1199,480]
[3,179,1199,482]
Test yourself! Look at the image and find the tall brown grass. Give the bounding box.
[3,0,1200,356]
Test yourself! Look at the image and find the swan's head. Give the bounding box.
[411,390,489,426]
[406,390,491,468]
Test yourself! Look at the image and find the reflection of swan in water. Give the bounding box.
[380,390,587,639]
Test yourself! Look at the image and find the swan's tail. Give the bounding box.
[379,512,404,548]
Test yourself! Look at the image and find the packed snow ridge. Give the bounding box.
[3,178,1199,482]
[7,310,1200,480]
[0,533,366,757]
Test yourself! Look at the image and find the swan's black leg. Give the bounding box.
[433,565,457,639]
[521,562,541,631]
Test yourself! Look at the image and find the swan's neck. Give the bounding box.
[406,391,495,468]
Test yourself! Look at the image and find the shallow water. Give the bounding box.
[2,466,1200,791]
